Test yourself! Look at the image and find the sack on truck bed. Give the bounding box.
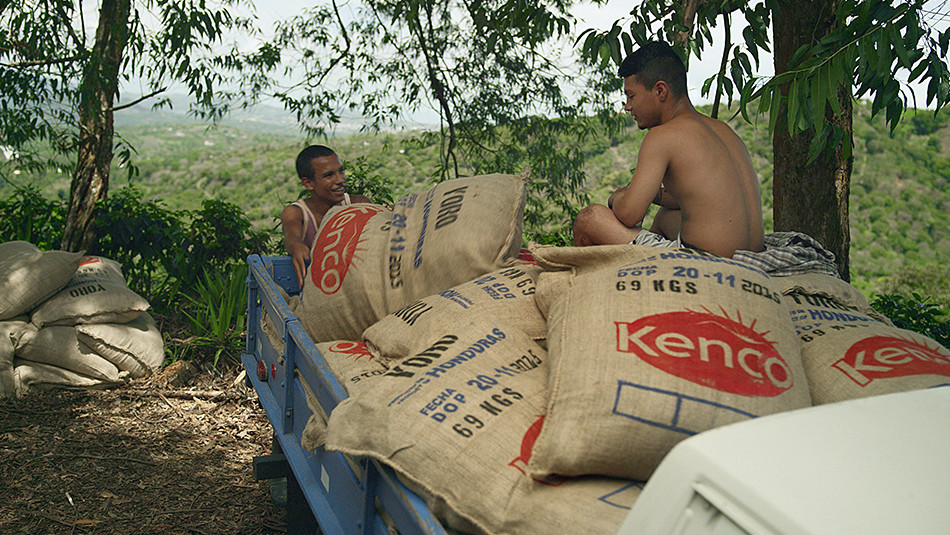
[30,256,149,327]
[363,260,546,360]
[326,317,641,535]
[297,172,527,343]
[530,251,812,481]
[529,243,657,318]
[297,340,389,451]
[780,274,950,405]
[0,241,83,321]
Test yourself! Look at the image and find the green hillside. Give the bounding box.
[3,102,948,302]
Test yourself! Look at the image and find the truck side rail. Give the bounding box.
[243,254,446,535]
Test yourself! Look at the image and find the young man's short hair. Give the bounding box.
[296,145,337,179]
[617,41,688,97]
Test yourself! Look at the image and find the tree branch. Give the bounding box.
[309,0,351,89]
[0,54,82,68]
[111,87,167,112]
[712,11,731,119]
[408,9,458,179]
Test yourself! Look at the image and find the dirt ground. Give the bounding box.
[0,363,290,534]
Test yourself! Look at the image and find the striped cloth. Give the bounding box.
[732,232,841,279]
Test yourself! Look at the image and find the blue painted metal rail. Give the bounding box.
[242,254,447,535]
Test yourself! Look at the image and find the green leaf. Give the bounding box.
[824,61,842,116]
[788,79,801,136]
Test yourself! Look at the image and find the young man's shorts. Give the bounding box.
[632,230,709,254]
[632,229,684,248]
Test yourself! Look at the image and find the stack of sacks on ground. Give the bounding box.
[325,316,643,535]
[527,243,813,481]
[294,171,528,343]
[0,242,164,397]
[774,273,950,404]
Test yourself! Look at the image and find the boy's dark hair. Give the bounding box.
[296,145,337,179]
[617,41,688,97]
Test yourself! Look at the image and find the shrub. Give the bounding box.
[92,186,185,300]
[871,293,950,348]
[0,185,66,249]
[878,263,950,311]
[180,198,272,283]
[172,263,249,370]
[344,155,397,206]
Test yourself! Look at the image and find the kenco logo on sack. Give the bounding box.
[328,340,373,360]
[834,335,950,386]
[615,310,792,397]
[508,415,565,487]
[311,206,385,294]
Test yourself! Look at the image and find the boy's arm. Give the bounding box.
[280,204,310,289]
[613,131,670,227]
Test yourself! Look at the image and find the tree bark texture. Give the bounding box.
[61,0,131,252]
[771,0,854,280]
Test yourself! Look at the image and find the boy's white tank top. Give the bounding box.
[294,193,351,250]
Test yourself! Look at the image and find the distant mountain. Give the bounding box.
[112,93,430,137]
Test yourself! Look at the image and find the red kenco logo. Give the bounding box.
[329,341,374,361]
[508,415,564,486]
[615,310,792,397]
[834,335,950,386]
[311,206,384,294]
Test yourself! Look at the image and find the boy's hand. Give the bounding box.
[288,242,311,289]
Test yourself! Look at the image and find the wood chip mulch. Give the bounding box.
[0,364,289,534]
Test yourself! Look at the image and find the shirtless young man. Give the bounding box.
[572,41,764,258]
[281,144,372,287]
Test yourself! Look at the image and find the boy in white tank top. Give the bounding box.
[281,145,371,288]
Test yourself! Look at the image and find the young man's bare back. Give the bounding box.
[573,41,764,258]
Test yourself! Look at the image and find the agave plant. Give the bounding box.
[178,263,249,370]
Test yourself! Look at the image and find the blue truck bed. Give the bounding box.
[242,254,447,535]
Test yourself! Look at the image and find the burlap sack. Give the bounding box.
[14,360,118,395]
[774,272,892,324]
[297,172,527,343]
[0,241,83,320]
[15,325,127,383]
[529,242,657,273]
[30,256,149,327]
[299,340,389,451]
[784,289,950,405]
[76,312,165,379]
[529,243,657,317]
[531,250,812,480]
[259,286,301,355]
[363,261,545,360]
[0,317,29,397]
[326,318,638,534]
[403,467,643,535]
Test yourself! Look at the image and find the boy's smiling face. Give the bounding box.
[303,154,347,205]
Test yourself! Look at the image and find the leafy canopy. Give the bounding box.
[237,0,624,237]
[578,0,950,161]
[0,0,257,181]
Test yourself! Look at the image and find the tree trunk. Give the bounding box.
[61,0,131,252]
[771,0,853,281]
